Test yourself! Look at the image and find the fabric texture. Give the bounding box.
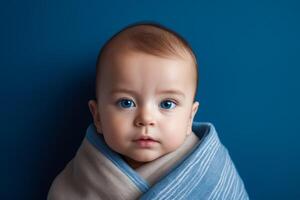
[48,122,249,200]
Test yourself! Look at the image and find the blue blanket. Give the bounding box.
[48,121,249,200]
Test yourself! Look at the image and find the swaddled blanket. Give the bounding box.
[48,122,249,200]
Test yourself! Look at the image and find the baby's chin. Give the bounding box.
[134,155,159,162]
[122,152,164,165]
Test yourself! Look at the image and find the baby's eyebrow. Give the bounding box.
[110,88,185,98]
[110,88,137,95]
[157,89,186,99]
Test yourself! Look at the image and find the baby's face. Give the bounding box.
[89,50,199,169]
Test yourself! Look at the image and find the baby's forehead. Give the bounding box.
[100,50,193,87]
[99,47,196,90]
[107,49,193,74]
[101,52,194,90]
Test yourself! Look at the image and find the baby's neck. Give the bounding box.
[121,155,150,169]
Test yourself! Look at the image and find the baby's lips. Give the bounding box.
[133,135,160,143]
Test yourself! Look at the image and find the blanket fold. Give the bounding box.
[48,122,249,200]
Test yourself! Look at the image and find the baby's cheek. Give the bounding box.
[163,130,187,152]
[101,122,122,146]
[103,130,126,155]
[103,112,126,132]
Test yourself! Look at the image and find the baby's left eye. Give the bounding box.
[160,100,176,109]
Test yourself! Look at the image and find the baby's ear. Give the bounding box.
[191,101,200,120]
[187,101,200,135]
[88,100,103,134]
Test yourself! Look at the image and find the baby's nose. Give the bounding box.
[134,106,156,127]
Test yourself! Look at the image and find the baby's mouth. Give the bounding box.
[133,136,159,148]
[134,135,158,142]
[136,138,156,142]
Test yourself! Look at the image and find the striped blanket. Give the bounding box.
[48,122,249,200]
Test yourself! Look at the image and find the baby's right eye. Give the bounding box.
[117,99,136,108]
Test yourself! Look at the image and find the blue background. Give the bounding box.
[1,0,299,199]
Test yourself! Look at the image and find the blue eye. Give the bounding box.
[118,99,135,108]
[160,100,176,109]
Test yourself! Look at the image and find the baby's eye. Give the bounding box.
[160,100,176,110]
[117,99,136,108]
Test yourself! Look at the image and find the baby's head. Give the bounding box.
[88,22,199,169]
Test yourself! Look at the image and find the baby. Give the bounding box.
[48,22,249,200]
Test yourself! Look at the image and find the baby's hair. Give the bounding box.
[95,21,199,101]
